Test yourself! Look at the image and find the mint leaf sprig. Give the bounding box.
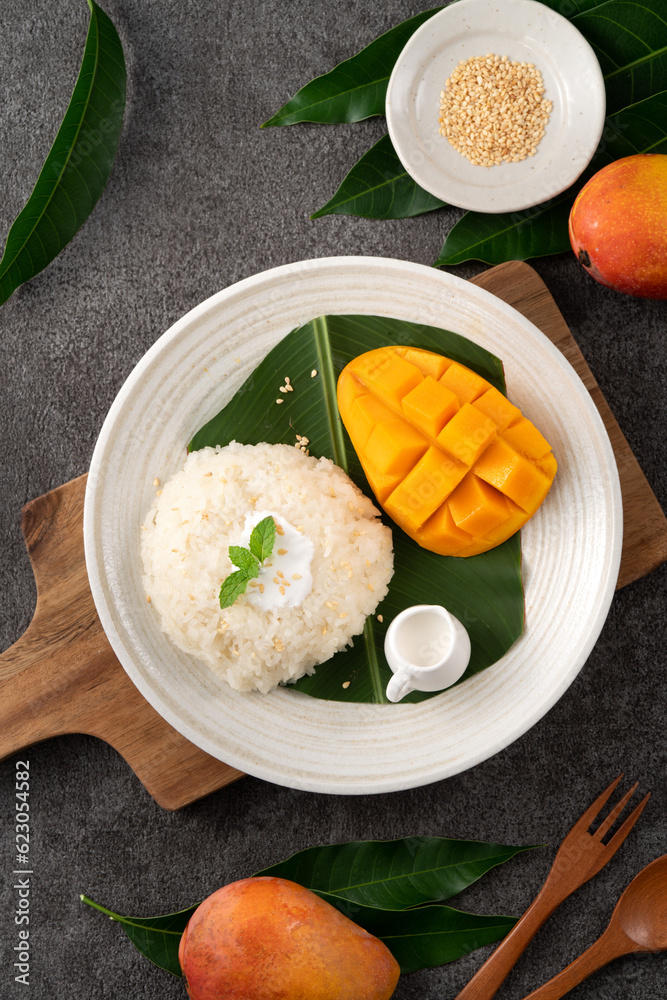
[218,516,277,609]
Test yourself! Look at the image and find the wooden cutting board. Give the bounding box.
[1,261,665,810]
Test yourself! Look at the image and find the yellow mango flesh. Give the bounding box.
[338,346,556,557]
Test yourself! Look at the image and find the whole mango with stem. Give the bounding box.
[568,153,667,299]
[178,876,400,1000]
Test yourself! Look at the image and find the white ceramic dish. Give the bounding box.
[386,0,605,212]
[84,256,622,794]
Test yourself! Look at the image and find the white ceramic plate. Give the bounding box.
[386,0,605,212]
[84,257,622,794]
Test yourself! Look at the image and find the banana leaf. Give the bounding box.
[0,0,126,306]
[311,132,447,219]
[434,91,667,267]
[261,8,442,127]
[190,314,524,704]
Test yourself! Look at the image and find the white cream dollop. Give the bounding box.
[237,509,314,611]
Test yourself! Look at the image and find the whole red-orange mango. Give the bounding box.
[568,153,667,299]
[178,876,400,1000]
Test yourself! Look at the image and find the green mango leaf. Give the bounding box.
[348,902,517,974]
[83,834,530,976]
[558,0,667,114]
[254,836,536,909]
[82,891,516,978]
[81,895,194,977]
[541,0,607,11]
[0,0,126,306]
[434,91,667,267]
[189,314,524,704]
[311,133,447,219]
[261,8,442,127]
[538,0,640,17]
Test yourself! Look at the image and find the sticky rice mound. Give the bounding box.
[141,442,394,693]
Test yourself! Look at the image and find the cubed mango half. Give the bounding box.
[337,346,557,556]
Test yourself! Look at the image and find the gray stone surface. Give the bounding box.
[0,2,665,998]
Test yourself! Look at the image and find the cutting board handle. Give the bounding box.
[0,484,95,749]
[0,477,243,808]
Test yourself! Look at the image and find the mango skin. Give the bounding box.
[568,154,667,299]
[178,876,400,1000]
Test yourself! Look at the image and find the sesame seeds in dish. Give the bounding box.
[438,54,552,167]
[141,442,394,694]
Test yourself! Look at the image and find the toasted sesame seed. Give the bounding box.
[311,369,318,377]
[342,681,351,689]
[277,548,288,555]
[204,471,212,477]
[292,573,302,580]
[146,594,151,602]
[339,612,348,618]
[438,53,551,166]
[153,477,160,486]
[279,385,288,393]
[258,583,264,593]
[377,614,384,623]
[276,524,285,535]
[284,376,290,384]
[275,398,284,404]
[279,585,285,595]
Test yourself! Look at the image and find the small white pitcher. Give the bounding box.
[384,604,471,703]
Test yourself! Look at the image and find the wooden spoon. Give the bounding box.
[521,854,667,999]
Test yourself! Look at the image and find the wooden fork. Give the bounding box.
[454,775,650,1000]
